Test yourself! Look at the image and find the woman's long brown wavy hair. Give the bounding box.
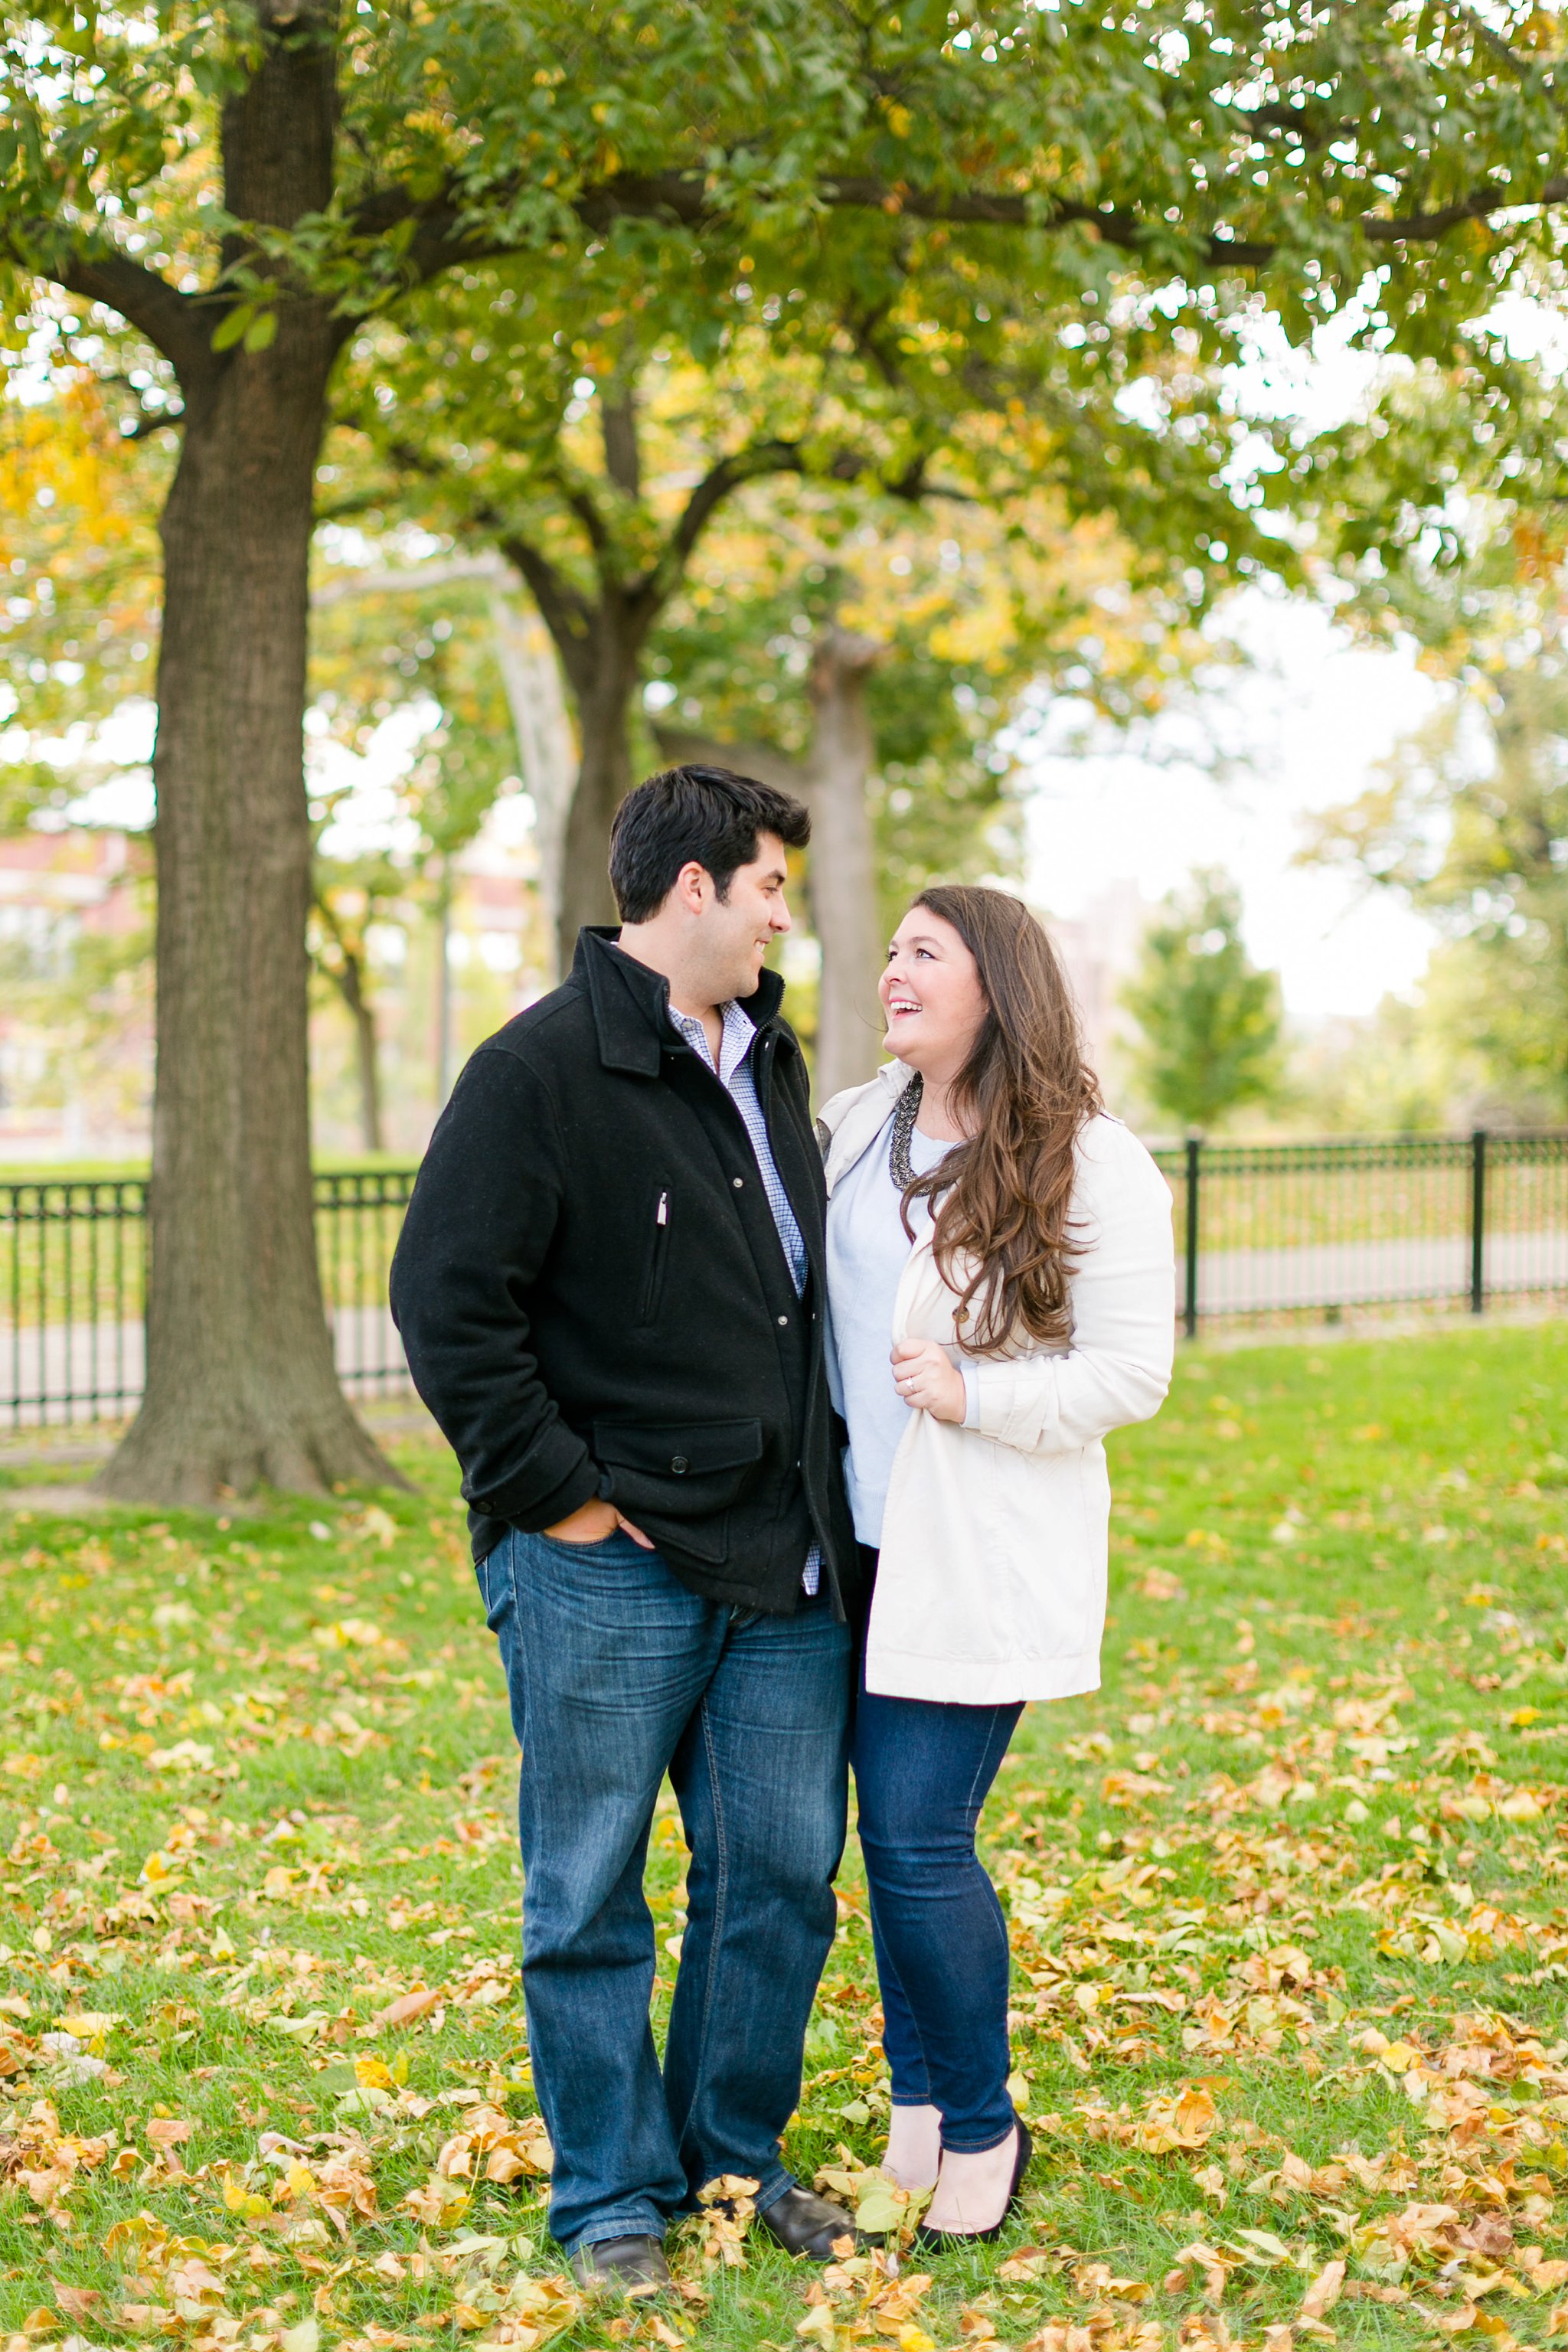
[900,885,1102,1353]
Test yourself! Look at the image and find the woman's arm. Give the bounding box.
[965,1125,1176,1456]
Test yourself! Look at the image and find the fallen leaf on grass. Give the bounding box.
[374,1985,443,2030]
[997,2248,1066,2282]
[1164,2241,1230,2301]
[402,2174,472,2229]
[435,2103,553,2183]
[1300,2259,1344,2322]
[1230,2230,1294,2269]
[50,2291,101,2324]
[1138,2084,1219,2152]
[692,2173,758,2269]
[470,2274,590,2350]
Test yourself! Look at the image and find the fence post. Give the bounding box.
[1469,1128,1487,1315]
[1183,1133,1201,1340]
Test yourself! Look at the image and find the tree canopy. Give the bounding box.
[1122,868,1284,1132]
[8,0,1568,1498]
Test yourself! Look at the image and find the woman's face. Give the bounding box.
[880,907,988,1081]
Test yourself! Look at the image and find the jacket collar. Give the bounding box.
[822,1060,916,1195]
[573,926,787,1076]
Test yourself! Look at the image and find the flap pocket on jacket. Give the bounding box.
[592,1419,763,1482]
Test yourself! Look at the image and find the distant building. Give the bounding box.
[1040,878,1150,1091]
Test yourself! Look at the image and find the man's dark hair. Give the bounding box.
[608,765,812,923]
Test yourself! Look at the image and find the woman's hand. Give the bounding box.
[890,1337,967,1425]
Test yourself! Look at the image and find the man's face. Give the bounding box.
[705,832,793,998]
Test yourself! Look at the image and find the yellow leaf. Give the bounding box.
[1301,2259,1345,2322]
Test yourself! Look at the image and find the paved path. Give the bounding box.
[1196,1228,1568,1313]
[1,1305,409,1425]
[3,1239,1566,1421]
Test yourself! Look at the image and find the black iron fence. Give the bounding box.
[1,1168,415,1429]
[2,1135,1566,1427]
[1150,1129,1568,1340]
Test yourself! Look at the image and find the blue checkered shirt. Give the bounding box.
[668,998,821,1596]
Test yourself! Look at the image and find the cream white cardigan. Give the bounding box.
[819,1063,1175,1704]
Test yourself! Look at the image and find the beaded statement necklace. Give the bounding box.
[888,1073,927,1190]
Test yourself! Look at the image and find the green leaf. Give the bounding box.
[853,2184,908,2235]
[336,2084,392,2115]
[211,304,253,352]
[1232,2230,1294,2268]
[243,307,278,352]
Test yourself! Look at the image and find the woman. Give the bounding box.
[821,886,1174,2246]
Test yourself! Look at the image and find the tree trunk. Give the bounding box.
[805,629,886,1102]
[488,594,577,985]
[551,626,643,973]
[98,12,400,1502]
[328,949,384,1154]
[432,858,453,1109]
[655,632,886,1107]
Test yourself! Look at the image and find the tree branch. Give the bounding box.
[354,154,1568,299]
[652,724,808,795]
[496,534,599,688]
[312,554,508,606]
[118,407,187,441]
[1447,4,1544,90]
[661,438,806,577]
[601,390,640,498]
[372,434,598,664]
[23,243,218,386]
[1361,176,1568,244]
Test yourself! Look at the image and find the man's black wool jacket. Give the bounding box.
[389,927,862,1620]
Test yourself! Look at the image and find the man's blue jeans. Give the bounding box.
[477,1526,852,2252]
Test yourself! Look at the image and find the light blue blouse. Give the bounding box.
[825,1112,953,1547]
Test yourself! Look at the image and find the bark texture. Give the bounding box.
[488,593,577,981]
[341,954,384,1154]
[805,629,886,1101]
[486,404,816,972]
[655,619,887,1105]
[498,544,649,975]
[97,5,400,1501]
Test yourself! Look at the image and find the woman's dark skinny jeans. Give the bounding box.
[851,1584,1023,2153]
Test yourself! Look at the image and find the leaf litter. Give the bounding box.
[2,1326,1567,2352]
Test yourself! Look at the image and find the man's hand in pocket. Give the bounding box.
[544,1498,655,1550]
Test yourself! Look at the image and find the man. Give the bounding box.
[390,766,864,2288]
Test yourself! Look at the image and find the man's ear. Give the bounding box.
[673,859,711,915]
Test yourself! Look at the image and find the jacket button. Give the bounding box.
[777,1315,789,1327]
[671,1455,689,1475]
[733,1177,743,1188]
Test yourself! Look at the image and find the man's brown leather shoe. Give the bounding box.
[568,2234,671,2294]
[756,2184,864,2259]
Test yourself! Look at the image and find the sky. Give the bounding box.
[1015,290,1473,1024]
[1020,590,1448,1021]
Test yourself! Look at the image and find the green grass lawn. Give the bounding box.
[1,1322,1566,2352]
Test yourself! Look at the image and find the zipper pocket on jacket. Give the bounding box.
[636,1190,671,1325]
